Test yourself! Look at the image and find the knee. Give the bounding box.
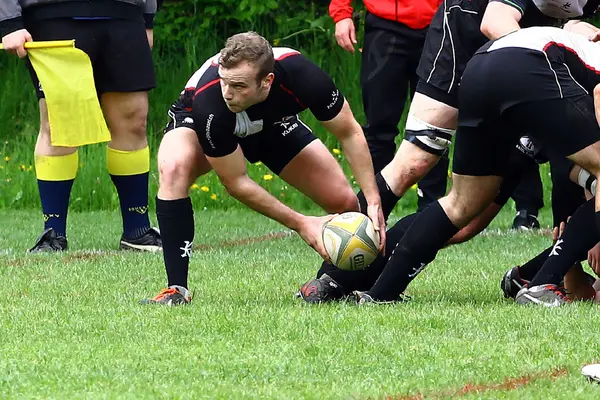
[122,107,148,139]
[404,114,454,157]
[325,188,359,214]
[158,156,195,191]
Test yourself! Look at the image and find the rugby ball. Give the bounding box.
[322,212,380,271]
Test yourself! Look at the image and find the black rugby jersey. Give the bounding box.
[187,48,345,158]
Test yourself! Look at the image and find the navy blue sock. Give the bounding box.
[110,172,151,239]
[38,179,74,237]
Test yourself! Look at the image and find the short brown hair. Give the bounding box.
[219,32,275,83]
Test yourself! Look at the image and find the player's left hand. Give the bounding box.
[367,204,386,255]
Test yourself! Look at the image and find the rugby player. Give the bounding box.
[348,26,600,304]
[299,0,600,299]
[141,32,384,305]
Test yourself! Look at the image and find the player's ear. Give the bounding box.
[262,72,275,88]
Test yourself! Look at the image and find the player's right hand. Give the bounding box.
[296,214,337,262]
[588,241,600,277]
[2,29,33,58]
[334,18,357,53]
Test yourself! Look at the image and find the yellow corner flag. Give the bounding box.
[2,41,110,147]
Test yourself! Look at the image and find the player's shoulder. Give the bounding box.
[185,53,220,91]
[273,47,302,61]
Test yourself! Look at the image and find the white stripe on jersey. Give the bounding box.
[182,47,301,92]
[487,26,600,73]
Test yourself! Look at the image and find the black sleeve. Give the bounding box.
[282,54,345,122]
[192,88,238,158]
[488,0,529,16]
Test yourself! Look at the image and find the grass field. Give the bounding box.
[1,208,599,399]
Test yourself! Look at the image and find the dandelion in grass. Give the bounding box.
[332,148,341,155]
[263,174,273,181]
[210,193,217,200]
[19,165,26,172]
[4,156,9,163]
[201,186,209,192]
[254,161,263,166]
[191,183,200,190]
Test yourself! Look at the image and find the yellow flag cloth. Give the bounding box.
[25,41,110,146]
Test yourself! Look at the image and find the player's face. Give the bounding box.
[218,63,272,112]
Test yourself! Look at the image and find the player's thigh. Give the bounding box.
[278,140,357,213]
[408,89,458,129]
[158,127,211,183]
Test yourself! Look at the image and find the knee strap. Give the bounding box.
[404,114,454,156]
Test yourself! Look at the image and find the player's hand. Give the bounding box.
[146,29,154,49]
[589,30,600,42]
[367,203,386,255]
[552,219,568,242]
[296,214,337,262]
[2,29,33,58]
[588,241,600,277]
[334,18,357,53]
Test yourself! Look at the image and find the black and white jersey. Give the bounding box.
[488,0,600,22]
[482,26,600,95]
[187,48,345,158]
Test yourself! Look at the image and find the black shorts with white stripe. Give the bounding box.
[415,0,488,107]
[453,48,599,177]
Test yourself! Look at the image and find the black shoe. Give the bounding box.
[29,228,67,253]
[139,285,191,306]
[500,266,529,299]
[352,290,410,305]
[298,273,345,303]
[120,227,162,252]
[512,210,540,230]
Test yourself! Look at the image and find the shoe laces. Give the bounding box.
[152,287,180,301]
[549,285,569,301]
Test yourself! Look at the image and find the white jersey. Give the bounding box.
[487,27,600,68]
[483,27,600,94]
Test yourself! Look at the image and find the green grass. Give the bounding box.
[1,208,599,399]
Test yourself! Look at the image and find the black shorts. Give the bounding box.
[453,50,598,177]
[416,0,487,107]
[165,92,317,175]
[26,18,155,98]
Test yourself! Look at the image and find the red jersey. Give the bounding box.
[329,0,442,29]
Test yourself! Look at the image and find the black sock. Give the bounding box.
[369,202,458,300]
[530,199,599,286]
[156,197,194,288]
[518,247,552,281]
[357,172,400,220]
[315,214,418,291]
